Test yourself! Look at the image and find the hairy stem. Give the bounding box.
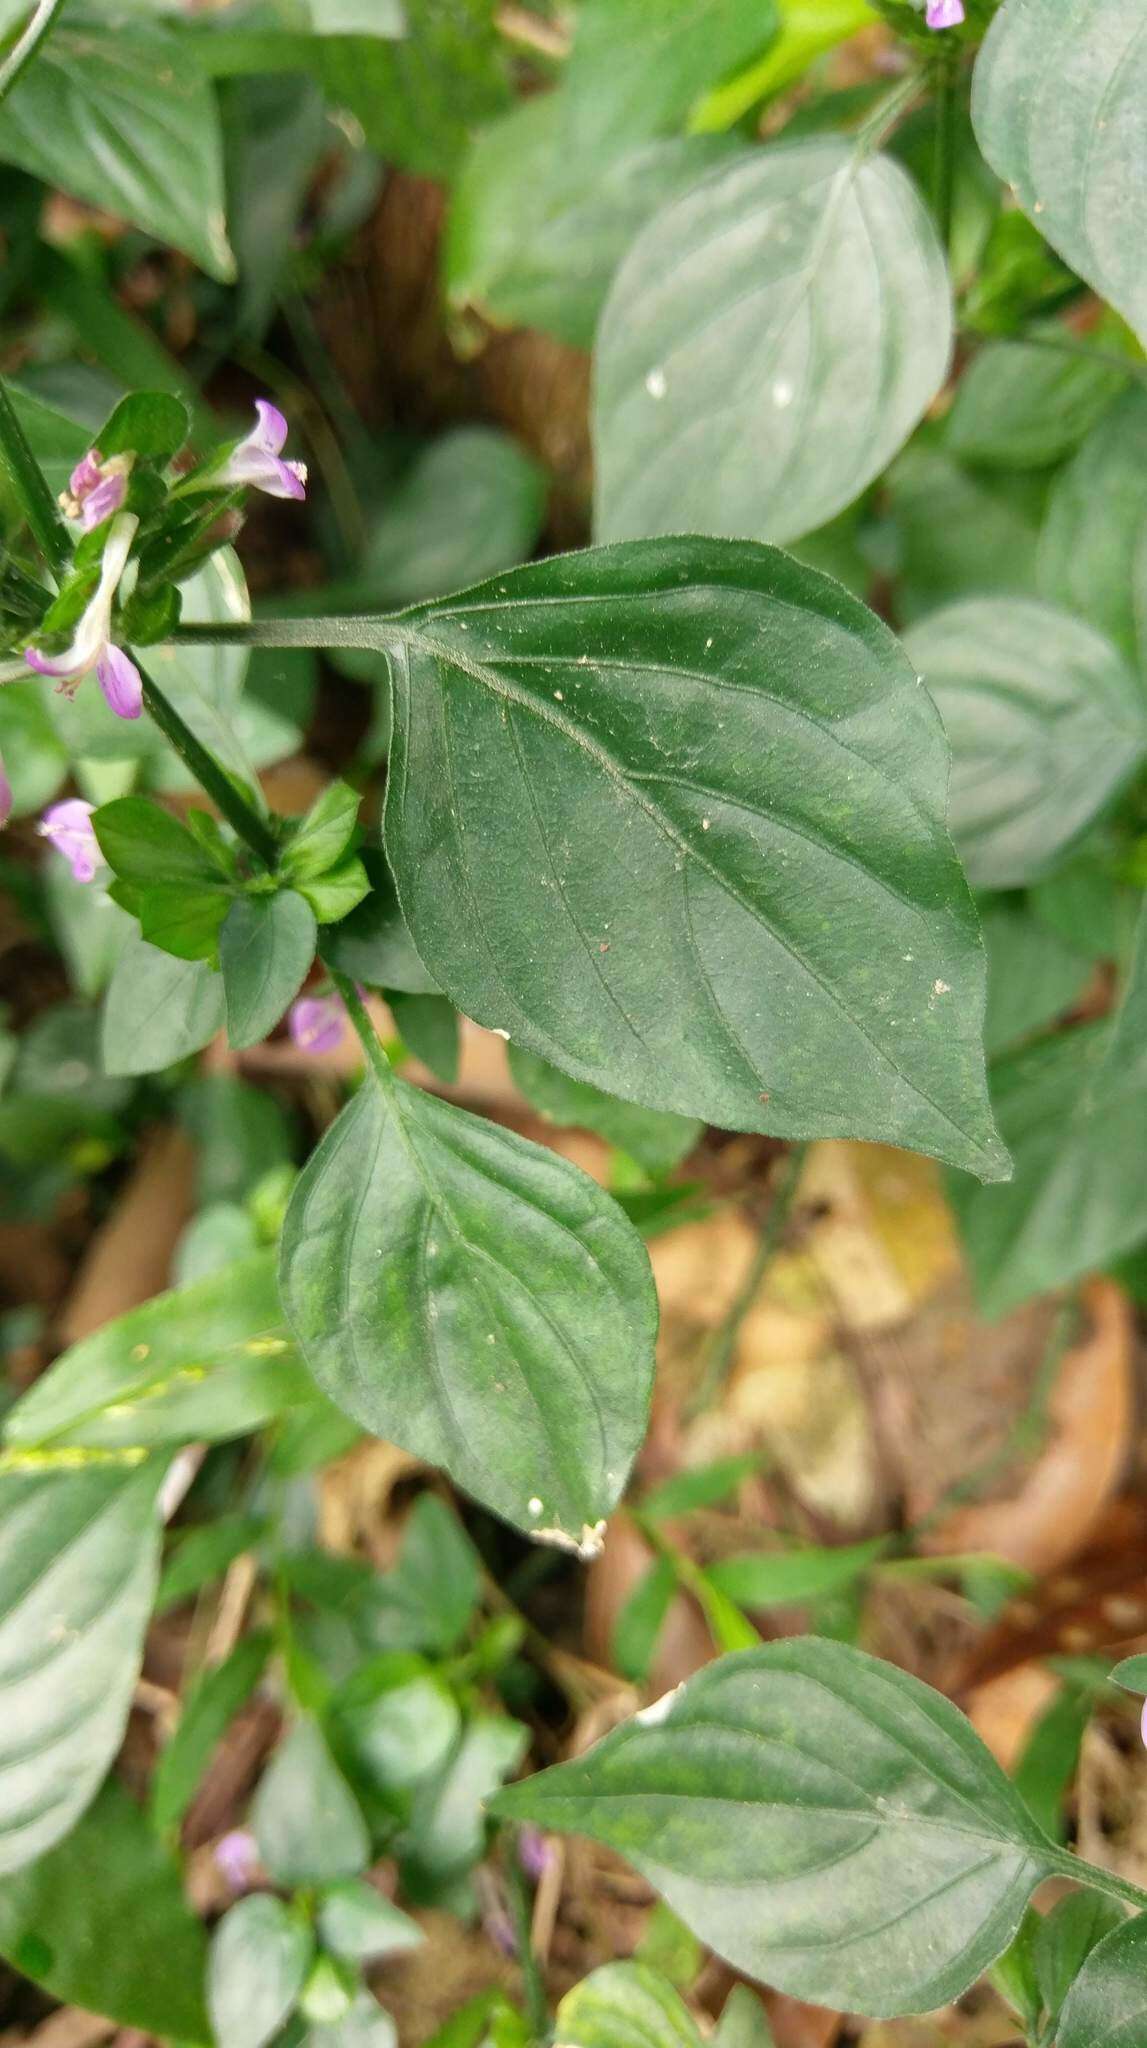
[0,0,68,105]
[0,373,72,578]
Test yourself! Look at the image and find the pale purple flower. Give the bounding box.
[218,401,307,502]
[61,449,132,532]
[25,515,143,720]
[518,1828,553,1883]
[0,751,10,830]
[39,799,100,883]
[288,994,345,1054]
[214,1829,260,1894]
[925,0,965,25]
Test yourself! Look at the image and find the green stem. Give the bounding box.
[0,0,68,105]
[328,969,397,1092]
[689,1143,807,1415]
[854,69,923,158]
[932,53,958,258]
[134,657,279,867]
[1050,1847,1147,1915]
[504,1841,551,2044]
[0,374,71,578]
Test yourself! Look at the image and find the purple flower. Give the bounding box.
[214,1829,260,1894]
[288,994,345,1054]
[518,1828,553,1883]
[0,751,10,830]
[61,449,132,533]
[925,0,965,25]
[218,401,307,502]
[39,799,100,883]
[25,515,143,720]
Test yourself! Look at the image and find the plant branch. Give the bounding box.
[504,1842,551,2043]
[0,0,68,105]
[932,52,959,258]
[689,1143,808,1415]
[134,657,279,866]
[0,374,72,578]
[328,970,398,1094]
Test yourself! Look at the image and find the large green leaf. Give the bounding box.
[508,1045,701,1177]
[252,1718,370,1887]
[884,445,1045,625]
[492,1638,1057,2016]
[446,104,737,350]
[0,1779,209,2041]
[0,17,233,279]
[951,901,1147,1314]
[303,541,1004,1176]
[4,1252,312,1451]
[101,930,225,1076]
[1039,389,1147,671]
[555,1961,703,2048]
[1057,1913,1147,2048]
[972,0,1147,352]
[594,142,952,547]
[0,1460,164,1874]
[352,428,547,610]
[905,600,1147,888]
[946,335,1127,471]
[564,0,777,153]
[318,0,509,178]
[279,1061,657,1548]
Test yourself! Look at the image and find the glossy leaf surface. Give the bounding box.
[220,890,317,1049]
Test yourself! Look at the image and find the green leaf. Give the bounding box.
[383,1493,481,1657]
[565,0,777,153]
[640,1455,763,1520]
[209,1893,314,2048]
[0,19,233,279]
[951,901,1147,1313]
[317,0,509,180]
[492,1638,1057,2017]
[972,0,1147,353]
[363,540,1004,1178]
[322,845,439,995]
[715,1987,776,2047]
[905,600,1147,889]
[93,796,225,889]
[252,1719,371,1887]
[509,1045,701,1177]
[304,1991,399,2047]
[946,335,1128,470]
[180,1071,295,1205]
[0,1779,209,2040]
[317,1881,423,1962]
[981,901,1091,1059]
[297,856,371,925]
[884,445,1045,626]
[446,106,737,350]
[351,429,547,609]
[692,0,876,130]
[0,1460,164,1874]
[388,990,460,1084]
[338,1669,462,1794]
[279,1066,658,1547]
[1057,1912,1147,2048]
[1112,1654,1147,1696]
[151,1632,273,1836]
[704,1538,888,1610]
[44,864,133,1001]
[0,679,68,820]
[101,929,225,1076]
[283,781,362,884]
[406,1715,527,1885]
[613,1558,678,1684]
[594,142,952,548]
[1039,389,1147,671]
[132,882,232,964]
[220,890,317,1049]
[4,1251,312,1451]
[1032,1892,1127,2029]
[1012,1686,1092,1841]
[156,1514,267,1611]
[95,390,190,462]
[554,1961,704,2048]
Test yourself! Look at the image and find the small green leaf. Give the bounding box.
[304,1990,399,2046]
[0,1780,209,2040]
[101,930,225,1075]
[509,1045,700,1177]
[1013,1686,1093,1842]
[298,857,371,924]
[134,881,232,964]
[338,1670,461,1794]
[594,143,952,547]
[0,21,234,278]
[1057,1912,1147,2048]
[4,1251,311,1451]
[279,1067,657,1547]
[350,429,548,608]
[93,796,227,889]
[220,890,317,1048]
[407,1715,528,1886]
[981,901,1091,1059]
[946,335,1127,470]
[973,0,1147,352]
[322,846,439,994]
[492,1638,1058,2016]
[563,0,777,154]
[157,1515,267,1612]
[209,1893,314,2048]
[555,1961,704,2048]
[1039,389,1147,671]
[1112,1655,1147,1696]
[611,1560,685,1687]
[1032,1892,1127,2029]
[384,990,458,1083]
[283,781,362,883]
[715,1986,776,2047]
[0,1460,165,1874]
[151,1633,273,1836]
[704,1538,888,1610]
[906,600,1147,889]
[641,1455,764,1521]
[317,1881,423,1962]
[95,391,191,462]
[252,1719,371,1887]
